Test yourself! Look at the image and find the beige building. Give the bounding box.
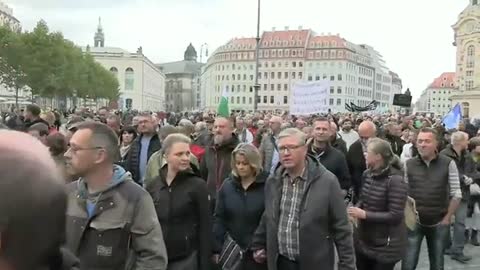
[415,72,457,115]
[451,0,480,117]
[81,20,165,111]
[0,1,20,31]
[202,27,402,113]
[157,44,204,112]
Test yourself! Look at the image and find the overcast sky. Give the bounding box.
[7,0,469,100]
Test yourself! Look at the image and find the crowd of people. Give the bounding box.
[2,104,480,270]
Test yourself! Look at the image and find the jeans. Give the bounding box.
[401,222,449,270]
[277,255,299,270]
[451,200,468,255]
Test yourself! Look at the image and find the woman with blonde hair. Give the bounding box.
[348,138,408,270]
[213,143,268,270]
[145,133,211,270]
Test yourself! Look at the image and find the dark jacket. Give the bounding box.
[355,161,408,264]
[308,141,351,190]
[65,166,167,270]
[347,139,366,200]
[440,145,480,201]
[332,134,348,155]
[406,155,453,225]
[385,134,405,156]
[146,167,211,270]
[124,133,161,184]
[25,117,49,129]
[200,134,240,200]
[214,171,268,252]
[252,156,355,270]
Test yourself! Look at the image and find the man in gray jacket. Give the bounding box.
[64,122,167,270]
[252,128,355,270]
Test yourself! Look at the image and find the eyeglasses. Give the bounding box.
[278,144,304,153]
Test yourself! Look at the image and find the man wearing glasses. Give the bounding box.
[252,128,355,270]
[64,122,167,270]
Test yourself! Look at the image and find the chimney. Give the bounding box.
[272,27,276,31]
[298,25,303,30]
[285,26,289,31]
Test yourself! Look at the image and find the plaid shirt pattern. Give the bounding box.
[277,165,307,261]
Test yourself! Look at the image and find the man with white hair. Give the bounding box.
[235,117,254,144]
[440,131,479,263]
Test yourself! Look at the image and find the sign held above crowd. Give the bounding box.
[290,81,330,115]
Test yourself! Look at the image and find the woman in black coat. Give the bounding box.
[146,133,211,270]
[348,138,408,270]
[213,143,267,270]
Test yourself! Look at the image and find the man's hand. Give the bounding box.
[212,254,220,264]
[253,249,266,264]
[348,207,366,220]
[440,215,452,226]
[464,176,474,185]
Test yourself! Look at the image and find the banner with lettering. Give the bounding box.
[290,81,330,115]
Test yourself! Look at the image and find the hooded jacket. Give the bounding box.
[252,156,355,270]
[65,165,168,270]
[146,167,211,270]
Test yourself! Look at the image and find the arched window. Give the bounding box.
[110,67,118,73]
[467,45,475,69]
[125,68,134,90]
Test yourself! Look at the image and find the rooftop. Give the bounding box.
[81,46,131,54]
[156,60,204,75]
[429,72,457,88]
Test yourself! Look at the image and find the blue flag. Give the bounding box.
[442,103,462,129]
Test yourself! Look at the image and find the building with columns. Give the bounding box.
[156,44,204,112]
[451,0,480,118]
[201,27,402,113]
[81,19,165,111]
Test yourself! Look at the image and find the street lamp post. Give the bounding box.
[253,0,261,112]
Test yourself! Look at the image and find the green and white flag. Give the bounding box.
[217,87,229,117]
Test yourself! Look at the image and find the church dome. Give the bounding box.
[184,43,197,61]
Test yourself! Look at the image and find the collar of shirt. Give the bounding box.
[282,160,308,183]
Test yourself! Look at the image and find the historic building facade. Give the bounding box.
[202,27,402,113]
[415,72,457,115]
[157,44,204,112]
[81,19,165,111]
[0,1,20,31]
[451,0,480,118]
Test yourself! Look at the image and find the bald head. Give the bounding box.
[358,121,377,140]
[0,130,66,270]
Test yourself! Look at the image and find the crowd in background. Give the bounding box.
[3,104,480,270]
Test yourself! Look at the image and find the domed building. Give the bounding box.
[451,0,480,117]
[156,44,204,111]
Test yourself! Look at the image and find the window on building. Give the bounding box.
[467,45,475,68]
[263,96,267,103]
[271,84,274,91]
[270,96,274,104]
[263,84,267,91]
[285,72,289,79]
[336,99,342,106]
[338,74,342,81]
[329,98,334,105]
[265,62,269,68]
[278,72,282,79]
[467,80,475,90]
[330,86,334,94]
[250,75,254,80]
[299,72,303,79]
[272,62,276,68]
[231,96,234,103]
[264,72,268,78]
[277,84,281,91]
[110,67,118,76]
[292,72,296,79]
[242,96,246,104]
[292,62,297,68]
[249,97,253,104]
[330,75,335,81]
[308,75,313,81]
[237,96,240,104]
[243,85,246,92]
[243,74,247,80]
[271,72,275,79]
[258,72,262,79]
[284,96,288,104]
[337,87,342,94]
[284,84,288,91]
[125,68,134,90]
[232,85,235,92]
[315,75,320,81]
[299,62,303,67]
